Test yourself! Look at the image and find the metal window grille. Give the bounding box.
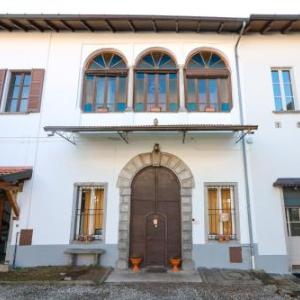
[207,185,237,240]
[74,186,104,241]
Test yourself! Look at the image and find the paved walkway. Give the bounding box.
[106,270,202,283]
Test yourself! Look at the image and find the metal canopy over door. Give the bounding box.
[130,166,181,268]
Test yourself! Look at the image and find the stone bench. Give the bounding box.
[64,248,105,266]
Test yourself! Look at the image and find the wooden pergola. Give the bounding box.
[0,167,33,219]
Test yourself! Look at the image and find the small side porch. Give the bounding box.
[0,167,32,267]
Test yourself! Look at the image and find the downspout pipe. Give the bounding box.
[234,21,256,270]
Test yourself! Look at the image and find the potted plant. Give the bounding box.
[78,235,85,242]
[129,255,142,272]
[217,234,225,242]
[87,235,94,242]
[224,235,230,241]
[170,256,181,272]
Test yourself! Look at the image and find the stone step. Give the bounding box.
[145,266,167,273]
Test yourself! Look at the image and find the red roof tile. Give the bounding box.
[0,167,32,176]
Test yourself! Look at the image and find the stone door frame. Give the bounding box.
[116,149,195,270]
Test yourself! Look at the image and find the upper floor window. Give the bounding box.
[134,51,179,112]
[185,50,232,112]
[1,69,44,113]
[271,69,295,111]
[5,72,31,113]
[82,52,128,113]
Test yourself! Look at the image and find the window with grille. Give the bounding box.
[284,187,300,236]
[74,186,105,241]
[207,185,237,240]
[271,69,295,111]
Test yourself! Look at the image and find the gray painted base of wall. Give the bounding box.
[253,245,289,274]
[6,242,289,274]
[6,243,118,268]
[193,243,289,274]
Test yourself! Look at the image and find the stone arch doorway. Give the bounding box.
[130,166,181,268]
[116,144,195,270]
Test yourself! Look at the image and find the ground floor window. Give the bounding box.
[0,191,11,262]
[207,185,236,240]
[74,186,105,241]
[284,187,300,236]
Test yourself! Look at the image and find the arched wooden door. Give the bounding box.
[130,166,181,268]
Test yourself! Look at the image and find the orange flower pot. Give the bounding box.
[170,257,181,272]
[130,257,142,272]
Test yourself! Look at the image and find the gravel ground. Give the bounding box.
[0,282,293,300]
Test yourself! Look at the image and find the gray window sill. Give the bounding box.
[71,238,103,245]
[272,110,300,114]
[207,239,239,244]
[0,112,38,115]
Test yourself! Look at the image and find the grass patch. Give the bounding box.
[0,265,109,282]
[250,271,277,285]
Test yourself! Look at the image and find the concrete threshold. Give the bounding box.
[105,269,202,283]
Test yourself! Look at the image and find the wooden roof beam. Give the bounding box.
[28,20,44,32]
[0,20,12,31]
[80,19,94,32]
[281,20,295,34]
[175,20,179,33]
[0,181,22,192]
[60,20,75,32]
[44,20,59,32]
[5,190,20,219]
[10,19,28,31]
[196,21,201,33]
[128,20,136,32]
[261,20,273,34]
[105,19,115,32]
[152,19,158,32]
[217,22,224,33]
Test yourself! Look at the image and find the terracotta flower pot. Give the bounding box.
[218,235,225,242]
[130,257,142,272]
[170,257,181,272]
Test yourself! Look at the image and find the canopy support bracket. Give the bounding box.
[182,131,187,144]
[50,131,76,145]
[118,131,129,144]
[235,130,253,143]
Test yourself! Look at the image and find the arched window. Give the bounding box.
[185,50,232,112]
[82,52,128,112]
[134,51,178,112]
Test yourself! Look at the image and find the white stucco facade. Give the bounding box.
[0,25,299,273]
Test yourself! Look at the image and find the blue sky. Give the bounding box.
[0,0,299,16]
